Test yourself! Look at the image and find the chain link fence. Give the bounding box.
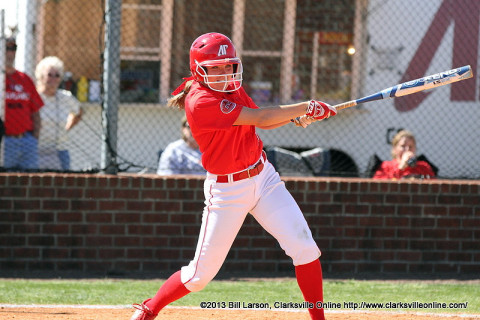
[1,0,478,179]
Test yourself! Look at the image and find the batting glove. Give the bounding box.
[306,100,337,120]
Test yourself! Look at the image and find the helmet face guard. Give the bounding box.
[189,33,243,93]
[194,58,243,92]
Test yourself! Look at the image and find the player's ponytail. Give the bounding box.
[167,80,193,109]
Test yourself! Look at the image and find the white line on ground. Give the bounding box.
[0,304,477,318]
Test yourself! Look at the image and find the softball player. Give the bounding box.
[130,32,336,320]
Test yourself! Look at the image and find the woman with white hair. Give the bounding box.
[35,56,83,170]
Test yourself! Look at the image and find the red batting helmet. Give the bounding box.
[189,32,243,92]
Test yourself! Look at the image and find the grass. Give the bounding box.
[0,278,478,314]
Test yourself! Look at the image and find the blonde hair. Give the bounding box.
[35,56,65,84]
[167,80,194,110]
[391,129,416,159]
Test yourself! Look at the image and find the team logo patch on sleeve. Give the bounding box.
[220,99,237,114]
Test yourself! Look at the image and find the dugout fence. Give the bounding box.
[1,0,478,179]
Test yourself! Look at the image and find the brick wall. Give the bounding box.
[0,173,479,277]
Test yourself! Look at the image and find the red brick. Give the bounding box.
[42,248,69,259]
[383,239,408,249]
[359,217,383,227]
[168,190,194,200]
[448,229,473,239]
[28,212,54,223]
[42,200,70,211]
[424,206,448,216]
[114,189,139,199]
[57,212,82,222]
[70,248,96,258]
[86,212,112,223]
[306,192,331,202]
[43,224,69,234]
[434,264,458,273]
[143,236,168,247]
[127,225,154,235]
[143,212,168,223]
[126,201,153,211]
[99,200,126,211]
[409,263,434,273]
[1,187,27,197]
[84,188,110,198]
[370,205,395,215]
[422,251,446,261]
[357,193,384,204]
[115,212,140,223]
[57,236,84,246]
[438,195,462,205]
[371,228,395,237]
[170,213,198,224]
[85,236,113,246]
[459,264,480,273]
[422,228,447,238]
[448,206,474,216]
[13,224,41,234]
[71,200,97,210]
[156,249,180,259]
[396,251,421,261]
[100,225,126,235]
[13,247,40,258]
[385,194,411,204]
[344,227,367,237]
[343,251,364,260]
[156,225,182,234]
[13,200,41,210]
[28,236,55,246]
[126,248,153,259]
[383,263,407,272]
[371,251,395,261]
[448,252,473,261]
[436,218,461,228]
[411,218,435,227]
[28,187,55,198]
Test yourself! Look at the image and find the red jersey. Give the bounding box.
[185,82,263,174]
[373,159,435,180]
[5,70,44,135]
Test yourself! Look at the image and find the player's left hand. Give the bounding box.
[292,115,315,128]
[306,100,337,120]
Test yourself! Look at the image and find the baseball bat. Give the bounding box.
[334,65,473,111]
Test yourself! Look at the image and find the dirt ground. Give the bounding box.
[1,306,479,320]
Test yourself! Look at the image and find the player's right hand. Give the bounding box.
[292,115,315,128]
[306,100,337,120]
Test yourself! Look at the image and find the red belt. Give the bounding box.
[216,152,266,183]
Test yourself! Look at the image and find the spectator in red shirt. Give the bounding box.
[3,37,44,170]
[373,130,435,180]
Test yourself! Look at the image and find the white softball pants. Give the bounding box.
[181,157,321,292]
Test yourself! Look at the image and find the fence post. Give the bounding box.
[101,0,122,174]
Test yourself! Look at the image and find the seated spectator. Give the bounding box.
[373,130,435,180]
[157,116,205,175]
